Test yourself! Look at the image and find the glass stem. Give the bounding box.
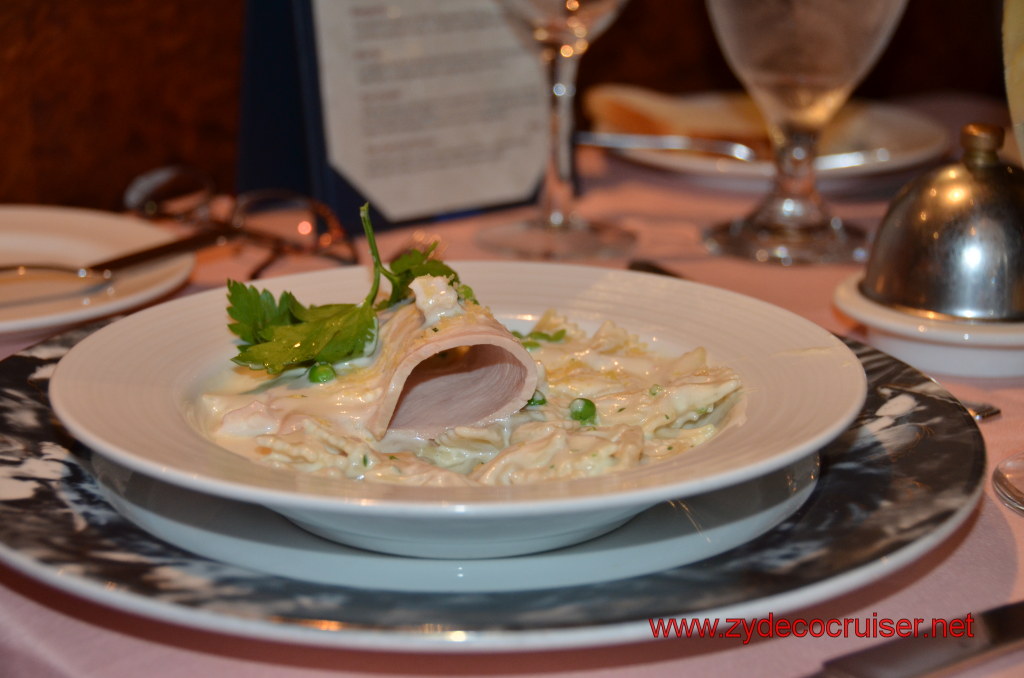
[540,47,581,229]
[751,125,831,233]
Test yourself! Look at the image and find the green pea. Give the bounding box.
[569,397,597,425]
[308,362,336,383]
[527,390,547,407]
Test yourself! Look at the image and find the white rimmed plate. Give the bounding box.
[49,263,866,558]
[834,273,1024,378]
[612,94,948,191]
[92,452,819,593]
[0,205,193,333]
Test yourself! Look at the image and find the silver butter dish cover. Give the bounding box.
[860,123,1024,321]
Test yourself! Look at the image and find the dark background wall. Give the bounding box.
[0,0,1005,212]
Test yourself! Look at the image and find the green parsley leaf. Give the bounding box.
[226,203,468,378]
[379,244,473,309]
[226,280,304,344]
[231,303,378,374]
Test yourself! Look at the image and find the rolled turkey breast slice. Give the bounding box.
[364,301,538,439]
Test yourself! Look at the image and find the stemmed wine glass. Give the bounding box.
[476,0,635,260]
[703,0,907,265]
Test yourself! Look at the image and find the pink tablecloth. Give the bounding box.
[2,93,1023,677]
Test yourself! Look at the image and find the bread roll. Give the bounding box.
[583,83,871,157]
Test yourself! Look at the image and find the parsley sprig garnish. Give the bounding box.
[227,204,473,378]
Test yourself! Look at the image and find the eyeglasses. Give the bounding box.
[123,165,359,278]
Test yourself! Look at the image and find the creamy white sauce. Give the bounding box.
[199,302,742,486]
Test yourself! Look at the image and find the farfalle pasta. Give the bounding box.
[199,281,742,487]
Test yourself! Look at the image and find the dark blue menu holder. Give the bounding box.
[236,0,540,236]
[237,0,382,233]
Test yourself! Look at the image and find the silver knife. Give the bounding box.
[577,130,887,170]
[810,601,1024,677]
[577,130,760,161]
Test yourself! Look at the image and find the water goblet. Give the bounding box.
[703,0,907,265]
[475,0,636,260]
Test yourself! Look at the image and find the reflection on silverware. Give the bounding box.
[578,130,758,161]
[815,148,892,170]
[961,398,1001,422]
[123,164,216,221]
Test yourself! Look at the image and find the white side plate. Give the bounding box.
[834,274,1024,378]
[610,94,948,191]
[0,205,193,333]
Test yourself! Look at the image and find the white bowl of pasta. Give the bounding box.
[50,262,865,559]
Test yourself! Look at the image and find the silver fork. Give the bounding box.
[961,399,1001,422]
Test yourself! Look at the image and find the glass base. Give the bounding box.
[475,217,636,260]
[993,456,1024,517]
[704,217,869,266]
